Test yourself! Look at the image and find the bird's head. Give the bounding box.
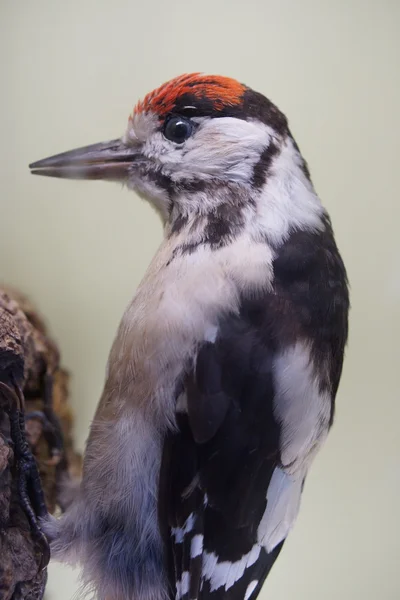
[30,73,322,242]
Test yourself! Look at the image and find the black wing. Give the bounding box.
[159,221,349,600]
[160,306,289,600]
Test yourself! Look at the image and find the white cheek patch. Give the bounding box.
[173,118,274,183]
[144,130,180,160]
[136,117,275,185]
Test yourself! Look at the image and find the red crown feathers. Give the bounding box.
[133,73,246,117]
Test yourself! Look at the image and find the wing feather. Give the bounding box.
[159,221,348,599]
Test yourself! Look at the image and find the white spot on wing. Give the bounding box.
[202,544,261,592]
[273,342,331,472]
[146,118,273,185]
[244,580,259,600]
[257,467,304,552]
[191,534,204,558]
[260,342,331,552]
[172,513,195,544]
[176,571,190,599]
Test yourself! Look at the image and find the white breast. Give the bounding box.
[105,231,274,425]
[53,230,274,600]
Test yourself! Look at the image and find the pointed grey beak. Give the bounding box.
[29,139,139,181]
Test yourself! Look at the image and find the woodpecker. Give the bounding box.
[30,74,349,600]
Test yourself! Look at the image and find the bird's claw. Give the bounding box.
[0,381,50,569]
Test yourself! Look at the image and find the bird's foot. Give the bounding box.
[0,381,50,569]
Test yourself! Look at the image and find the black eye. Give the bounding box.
[163,116,193,144]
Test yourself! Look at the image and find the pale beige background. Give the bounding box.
[1,1,399,598]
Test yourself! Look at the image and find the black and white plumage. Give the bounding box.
[29,73,349,600]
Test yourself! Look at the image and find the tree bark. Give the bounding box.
[0,287,81,600]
